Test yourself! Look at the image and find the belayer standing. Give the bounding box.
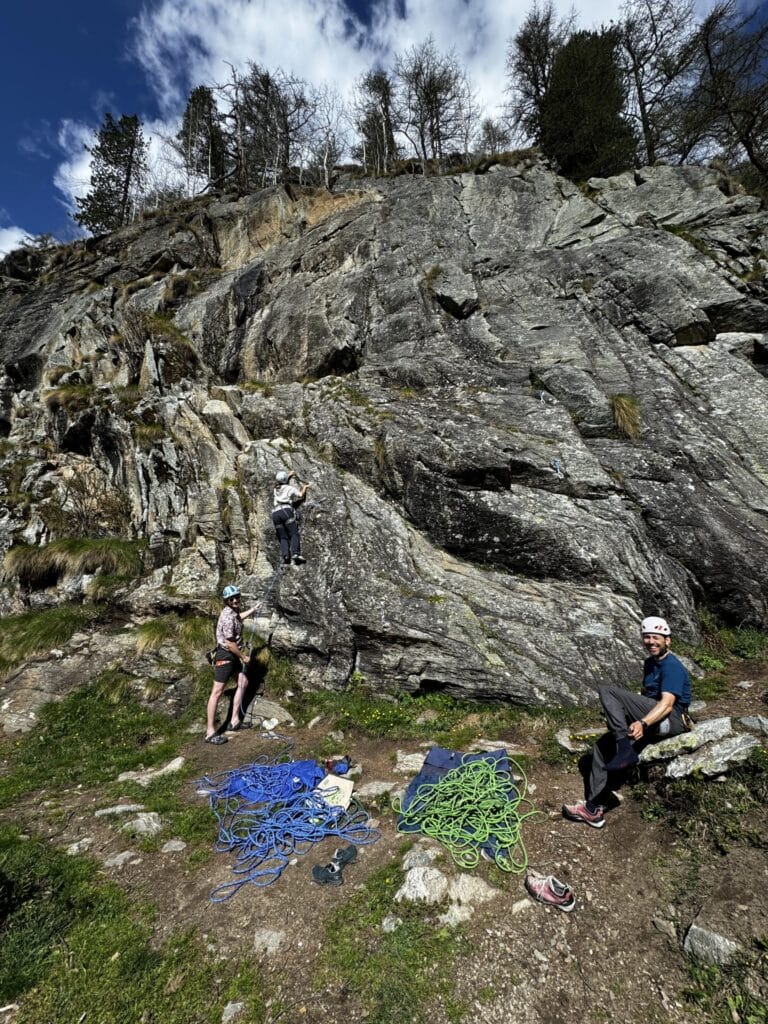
[205,584,262,744]
[272,469,309,565]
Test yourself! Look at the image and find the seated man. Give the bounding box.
[562,615,692,829]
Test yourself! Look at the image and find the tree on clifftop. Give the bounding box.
[176,86,227,194]
[74,114,148,233]
[539,28,637,179]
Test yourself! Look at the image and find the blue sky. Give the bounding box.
[0,0,724,255]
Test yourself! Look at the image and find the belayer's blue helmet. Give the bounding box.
[222,584,240,600]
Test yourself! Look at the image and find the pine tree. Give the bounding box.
[74,114,148,233]
[539,29,637,179]
[177,86,227,193]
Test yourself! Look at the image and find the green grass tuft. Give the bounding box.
[0,604,99,681]
[4,538,144,588]
[0,676,181,808]
[0,827,268,1022]
[316,861,467,1023]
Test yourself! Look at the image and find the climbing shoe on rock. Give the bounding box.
[312,861,343,886]
[525,872,576,912]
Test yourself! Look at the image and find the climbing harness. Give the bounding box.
[393,748,542,874]
[197,744,380,901]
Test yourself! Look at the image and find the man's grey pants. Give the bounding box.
[587,685,687,804]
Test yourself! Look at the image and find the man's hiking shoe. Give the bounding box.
[312,861,343,886]
[204,734,227,745]
[562,801,606,828]
[525,872,576,912]
[292,555,306,565]
[331,844,357,868]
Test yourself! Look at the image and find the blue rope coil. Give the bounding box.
[198,751,380,901]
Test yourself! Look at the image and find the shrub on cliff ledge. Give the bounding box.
[3,538,144,589]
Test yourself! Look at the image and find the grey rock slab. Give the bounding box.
[221,1002,247,1024]
[66,838,93,856]
[117,757,186,787]
[120,812,164,836]
[95,803,146,818]
[437,903,475,927]
[253,929,285,956]
[394,751,427,775]
[394,866,449,904]
[381,914,403,933]
[666,733,761,779]
[739,715,768,735]
[639,717,732,763]
[161,839,187,853]
[402,846,441,870]
[246,697,294,724]
[684,923,741,966]
[104,850,139,869]
[447,875,497,905]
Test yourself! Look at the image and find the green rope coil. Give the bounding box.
[392,756,542,873]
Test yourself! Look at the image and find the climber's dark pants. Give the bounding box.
[271,506,300,560]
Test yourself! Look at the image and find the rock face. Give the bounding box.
[2,158,768,722]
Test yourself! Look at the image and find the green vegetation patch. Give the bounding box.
[316,861,467,1023]
[0,604,99,682]
[0,827,267,1022]
[634,749,768,854]
[683,948,768,1024]
[678,610,768,700]
[0,675,182,808]
[4,538,144,588]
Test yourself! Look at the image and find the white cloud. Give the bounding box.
[0,225,31,257]
[53,120,95,215]
[130,0,643,123]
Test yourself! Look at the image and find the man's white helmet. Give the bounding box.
[641,616,671,636]
[275,470,289,484]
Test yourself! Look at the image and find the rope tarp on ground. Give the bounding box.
[394,746,539,873]
[198,751,380,901]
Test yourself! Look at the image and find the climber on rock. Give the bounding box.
[562,615,693,828]
[272,469,309,566]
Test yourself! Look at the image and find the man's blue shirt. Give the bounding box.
[642,652,691,709]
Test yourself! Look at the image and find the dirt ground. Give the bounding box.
[5,668,768,1024]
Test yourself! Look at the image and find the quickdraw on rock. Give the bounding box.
[393,746,541,873]
[197,747,380,901]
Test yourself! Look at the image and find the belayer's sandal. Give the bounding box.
[204,734,227,745]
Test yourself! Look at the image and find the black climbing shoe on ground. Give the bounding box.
[312,861,343,886]
[204,734,227,745]
[292,555,306,565]
[331,844,357,868]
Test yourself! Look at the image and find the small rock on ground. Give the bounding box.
[95,803,146,817]
[117,757,186,787]
[161,839,187,853]
[120,812,163,835]
[253,929,285,955]
[66,838,93,856]
[684,923,741,966]
[221,1001,246,1023]
[394,865,449,904]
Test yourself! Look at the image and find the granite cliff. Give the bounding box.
[1,156,767,730]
